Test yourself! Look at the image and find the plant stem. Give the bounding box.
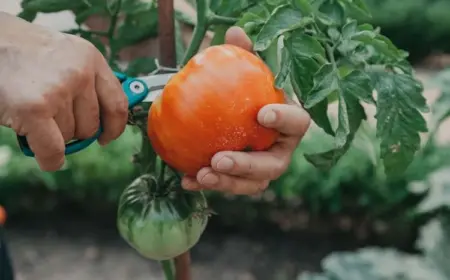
[208,14,238,25]
[180,0,209,66]
[107,0,123,65]
[157,157,167,187]
[161,260,175,280]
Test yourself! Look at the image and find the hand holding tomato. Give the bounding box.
[181,27,311,195]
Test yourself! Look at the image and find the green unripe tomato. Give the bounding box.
[117,174,209,261]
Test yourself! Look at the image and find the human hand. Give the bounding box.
[0,12,128,172]
[181,27,311,195]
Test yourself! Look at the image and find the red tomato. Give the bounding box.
[148,44,285,176]
[0,206,6,225]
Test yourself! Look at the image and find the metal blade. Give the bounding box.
[139,73,176,102]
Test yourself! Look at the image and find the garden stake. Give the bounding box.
[157,1,191,280]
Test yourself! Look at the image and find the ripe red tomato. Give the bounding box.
[148,44,285,176]
[0,206,6,225]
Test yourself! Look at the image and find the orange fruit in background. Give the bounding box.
[0,205,6,225]
[148,44,285,176]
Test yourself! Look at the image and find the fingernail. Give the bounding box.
[200,173,219,186]
[216,156,234,171]
[263,110,277,125]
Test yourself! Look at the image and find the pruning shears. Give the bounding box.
[17,70,177,157]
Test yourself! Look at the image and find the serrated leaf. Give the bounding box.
[304,64,339,108]
[370,71,429,178]
[306,65,372,148]
[305,94,366,169]
[275,48,291,89]
[254,5,310,51]
[288,31,326,62]
[341,70,375,104]
[290,58,334,136]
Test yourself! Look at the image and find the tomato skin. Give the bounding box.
[0,206,6,225]
[117,174,209,261]
[148,44,286,176]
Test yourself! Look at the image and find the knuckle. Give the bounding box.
[269,158,289,180]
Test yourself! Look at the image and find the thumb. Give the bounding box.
[224,26,253,53]
[26,118,66,171]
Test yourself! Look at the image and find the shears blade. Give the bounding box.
[139,73,176,103]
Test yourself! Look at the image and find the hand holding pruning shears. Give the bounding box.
[0,12,310,195]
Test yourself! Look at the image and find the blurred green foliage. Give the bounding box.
[364,0,450,62]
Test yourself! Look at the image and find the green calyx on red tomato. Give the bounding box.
[117,174,209,261]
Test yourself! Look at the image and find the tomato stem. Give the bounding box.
[180,0,209,66]
[160,259,175,280]
[207,14,238,25]
[157,156,167,187]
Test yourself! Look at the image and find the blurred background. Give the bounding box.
[1,0,450,279]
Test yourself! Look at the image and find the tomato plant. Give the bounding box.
[148,44,286,176]
[17,0,429,279]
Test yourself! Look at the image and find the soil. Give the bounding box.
[4,217,365,280]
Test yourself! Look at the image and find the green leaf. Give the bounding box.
[316,0,345,26]
[288,31,326,63]
[17,9,38,22]
[115,4,158,50]
[341,70,375,105]
[254,5,311,51]
[290,58,334,136]
[304,64,339,109]
[305,65,372,148]
[337,20,376,55]
[292,0,313,15]
[75,6,107,25]
[305,92,366,169]
[370,71,429,178]
[275,47,291,89]
[22,0,86,13]
[337,0,372,19]
[125,57,158,77]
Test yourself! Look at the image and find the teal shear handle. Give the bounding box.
[17,72,149,157]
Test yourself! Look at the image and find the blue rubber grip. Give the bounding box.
[17,71,149,157]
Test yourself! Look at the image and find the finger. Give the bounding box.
[225,26,253,53]
[94,53,128,145]
[183,168,270,195]
[26,119,65,172]
[73,87,100,139]
[210,150,289,180]
[258,104,311,137]
[54,101,75,143]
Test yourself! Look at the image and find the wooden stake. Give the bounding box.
[157,1,191,280]
[158,0,177,67]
